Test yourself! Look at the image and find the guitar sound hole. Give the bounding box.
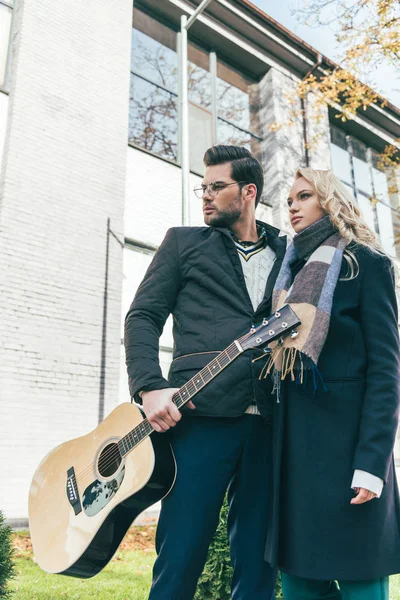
[98,443,122,478]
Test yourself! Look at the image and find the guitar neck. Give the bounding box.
[118,341,243,457]
[171,341,242,410]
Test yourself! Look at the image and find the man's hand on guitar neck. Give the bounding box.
[142,388,196,433]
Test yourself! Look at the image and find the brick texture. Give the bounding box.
[0,0,132,519]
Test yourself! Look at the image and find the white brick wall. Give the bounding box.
[0,0,132,519]
[0,91,8,172]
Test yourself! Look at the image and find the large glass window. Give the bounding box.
[129,11,178,162]
[372,156,396,256]
[0,0,13,90]
[129,75,178,161]
[130,8,262,173]
[120,244,173,404]
[330,126,398,257]
[188,44,213,173]
[188,45,211,109]
[217,61,260,156]
[330,126,354,198]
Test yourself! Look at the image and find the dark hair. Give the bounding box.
[203,145,264,207]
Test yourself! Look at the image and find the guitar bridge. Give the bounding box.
[66,467,82,515]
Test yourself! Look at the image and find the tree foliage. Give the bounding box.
[195,497,284,599]
[270,0,400,168]
[297,0,399,119]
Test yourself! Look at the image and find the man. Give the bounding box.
[124,145,286,600]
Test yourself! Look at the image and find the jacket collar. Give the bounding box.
[211,219,284,245]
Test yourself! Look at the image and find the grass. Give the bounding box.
[8,529,400,599]
[9,528,156,600]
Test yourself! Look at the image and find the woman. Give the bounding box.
[264,168,400,600]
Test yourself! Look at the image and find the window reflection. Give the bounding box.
[217,59,260,142]
[330,143,352,187]
[372,167,389,203]
[377,202,396,255]
[129,75,178,162]
[217,119,254,151]
[189,103,213,174]
[188,45,211,109]
[357,195,377,233]
[120,246,173,403]
[130,9,262,168]
[353,156,373,197]
[217,79,251,132]
[132,28,177,92]
[330,125,398,255]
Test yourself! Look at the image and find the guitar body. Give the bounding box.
[28,403,175,578]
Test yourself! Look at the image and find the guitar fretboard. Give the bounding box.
[117,341,241,458]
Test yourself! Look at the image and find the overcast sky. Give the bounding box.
[252,0,400,108]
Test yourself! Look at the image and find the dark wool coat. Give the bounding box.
[265,245,400,581]
[124,222,286,418]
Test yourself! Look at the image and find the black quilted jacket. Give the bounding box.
[124,221,286,418]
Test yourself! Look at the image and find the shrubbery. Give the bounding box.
[195,498,284,599]
[195,498,232,599]
[0,510,14,598]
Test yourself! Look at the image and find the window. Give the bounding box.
[217,61,261,156]
[129,12,178,162]
[130,9,262,173]
[120,243,173,404]
[0,0,13,90]
[188,44,213,174]
[330,126,398,257]
[129,75,178,161]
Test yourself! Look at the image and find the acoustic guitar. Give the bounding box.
[28,304,300,578]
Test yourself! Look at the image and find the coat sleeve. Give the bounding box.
[124,228,182,403]
[352,250,400,483]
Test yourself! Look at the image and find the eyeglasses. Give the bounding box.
[193,181,247,199]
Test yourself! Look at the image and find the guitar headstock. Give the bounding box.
[238,304,301,352]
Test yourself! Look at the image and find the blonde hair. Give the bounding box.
[296,167,384,278]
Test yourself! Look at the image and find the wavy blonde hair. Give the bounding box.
[296,167,384,278]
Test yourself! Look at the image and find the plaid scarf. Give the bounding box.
[260,216,347,387]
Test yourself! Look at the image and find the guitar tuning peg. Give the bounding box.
[290,330,299,339]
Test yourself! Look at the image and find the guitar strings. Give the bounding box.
[74,343,244,481]
[73,329,262,481]
[73,328,262,481]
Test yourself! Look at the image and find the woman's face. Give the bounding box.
[287,176,327,233]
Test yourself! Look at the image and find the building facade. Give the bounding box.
[1,0,399,523]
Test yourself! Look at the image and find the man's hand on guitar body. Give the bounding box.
[142,389,196,432]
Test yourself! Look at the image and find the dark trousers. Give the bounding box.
[148,414,276,600]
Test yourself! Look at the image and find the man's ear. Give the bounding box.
[243,183,257,204]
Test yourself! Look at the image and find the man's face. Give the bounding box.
[201,163,244,228]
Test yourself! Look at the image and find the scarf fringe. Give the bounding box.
[254,349,327,400]
[256,346,299,382]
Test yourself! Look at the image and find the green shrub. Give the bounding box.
[195,498,232,599]
[0,511,15,598]
[195,497,284,599]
